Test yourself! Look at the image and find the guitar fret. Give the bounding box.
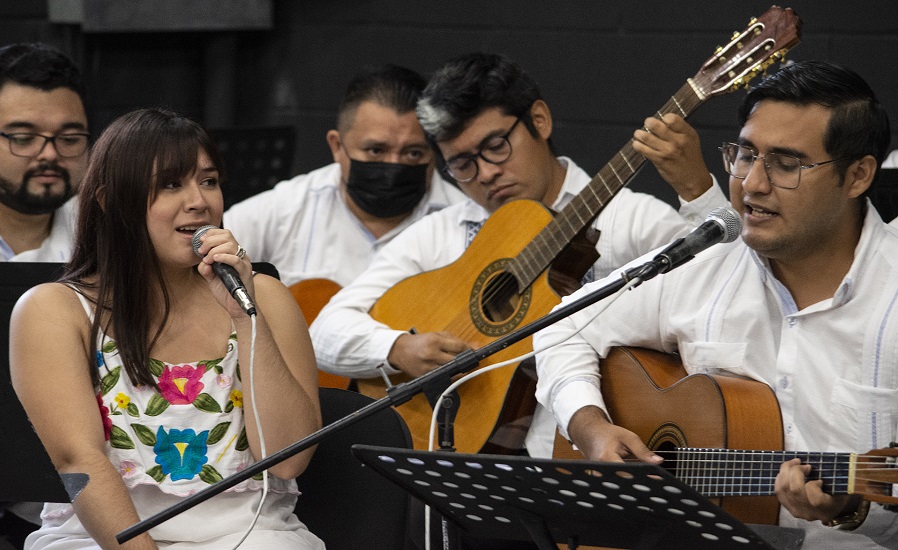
[670,93,687,117]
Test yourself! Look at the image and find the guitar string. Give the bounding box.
[644,450,895,496]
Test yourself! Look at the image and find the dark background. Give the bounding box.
[4,0,897,207]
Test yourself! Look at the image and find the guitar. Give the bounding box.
[552,347,898,527]
[289,278,352,390]
[359,7,802,454]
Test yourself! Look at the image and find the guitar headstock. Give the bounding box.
[692,6,802,99]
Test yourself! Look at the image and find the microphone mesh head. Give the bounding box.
[191,225,218,256]
[708,207,742,243]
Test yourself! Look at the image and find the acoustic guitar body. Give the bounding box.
[554,347,784,526]
[360,200,565,453]
[290,278,352,390]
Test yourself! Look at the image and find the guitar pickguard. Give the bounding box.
[469,258,532,337]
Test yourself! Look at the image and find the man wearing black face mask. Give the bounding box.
[0,43,87,263]
[224,65,465,291]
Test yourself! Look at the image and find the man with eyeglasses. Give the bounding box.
[0,41,87,550]
[0,43,87,263]
[534,60,897,548]
[311,52,727,451]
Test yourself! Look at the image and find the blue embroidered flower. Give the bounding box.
[96,350,105,369]
[153,427,209,481]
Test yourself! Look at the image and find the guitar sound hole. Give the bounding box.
[481,271,521,323]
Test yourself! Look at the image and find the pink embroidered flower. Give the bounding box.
[96,393,112,441]
[215,374,232,389]
[118,460,138,479]
[158,365,205,405]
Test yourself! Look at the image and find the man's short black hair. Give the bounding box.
[0,42,84,100]
[336,64,426,133]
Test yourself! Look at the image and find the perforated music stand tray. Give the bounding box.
[0,262,87,503]
[351,444,775,550]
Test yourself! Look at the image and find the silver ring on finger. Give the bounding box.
[235,245,247,259]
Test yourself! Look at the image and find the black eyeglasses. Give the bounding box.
[444,116,523,183]
[719,142,846,190]
[0,131,90,158]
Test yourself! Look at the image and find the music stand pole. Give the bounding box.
[117,274,633,544]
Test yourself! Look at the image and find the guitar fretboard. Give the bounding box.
[673,448,854,497]
[508,80,706,292]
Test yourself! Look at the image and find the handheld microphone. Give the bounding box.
[192,225,257,316]
[626,206,742,283]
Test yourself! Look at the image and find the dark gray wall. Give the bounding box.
[4,1,898,206]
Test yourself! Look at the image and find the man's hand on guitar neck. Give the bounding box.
[568,405,663,464]
[775,458,861,525]
[387,332,471,378]
[632,113,713,202]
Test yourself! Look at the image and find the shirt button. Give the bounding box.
[780,377,789,389]
[788,317,797,327]
[786,424,793,434]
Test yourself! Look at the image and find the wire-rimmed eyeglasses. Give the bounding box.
[719,142,846,190]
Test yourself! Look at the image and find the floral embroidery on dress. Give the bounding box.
[92,331,282,496]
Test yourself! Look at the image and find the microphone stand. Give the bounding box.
[117,269,641,544]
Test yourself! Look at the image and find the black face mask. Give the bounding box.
[345,159,428,218]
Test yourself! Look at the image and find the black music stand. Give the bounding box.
[351,445,778,550]
[0,263,87,504]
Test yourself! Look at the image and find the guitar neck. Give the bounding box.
[674,448,854,497]
[509,80,705,290]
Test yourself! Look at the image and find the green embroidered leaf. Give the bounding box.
[109,425,135,449]
[127,402,140,417]
[101,340,118,353]
[131,423,156,446]
[206,422,231,445]
[99,366,121,396]
[192,393,222,413]
[146,465,165,483]
[252,472,263,481]
[148,358,165,377]
[201,358,223,373]
[145,394,170,416]
[235,364,241,382]
[235,427,248,451]
[224,400,234,413]
[111,410,122,415]
[199,464,223,484]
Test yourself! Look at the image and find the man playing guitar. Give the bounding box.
[536,60,898,548]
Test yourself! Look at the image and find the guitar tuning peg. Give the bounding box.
[732,31,740,40]
[748,17,757,25]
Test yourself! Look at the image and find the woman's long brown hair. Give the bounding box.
[64,107,225,388]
